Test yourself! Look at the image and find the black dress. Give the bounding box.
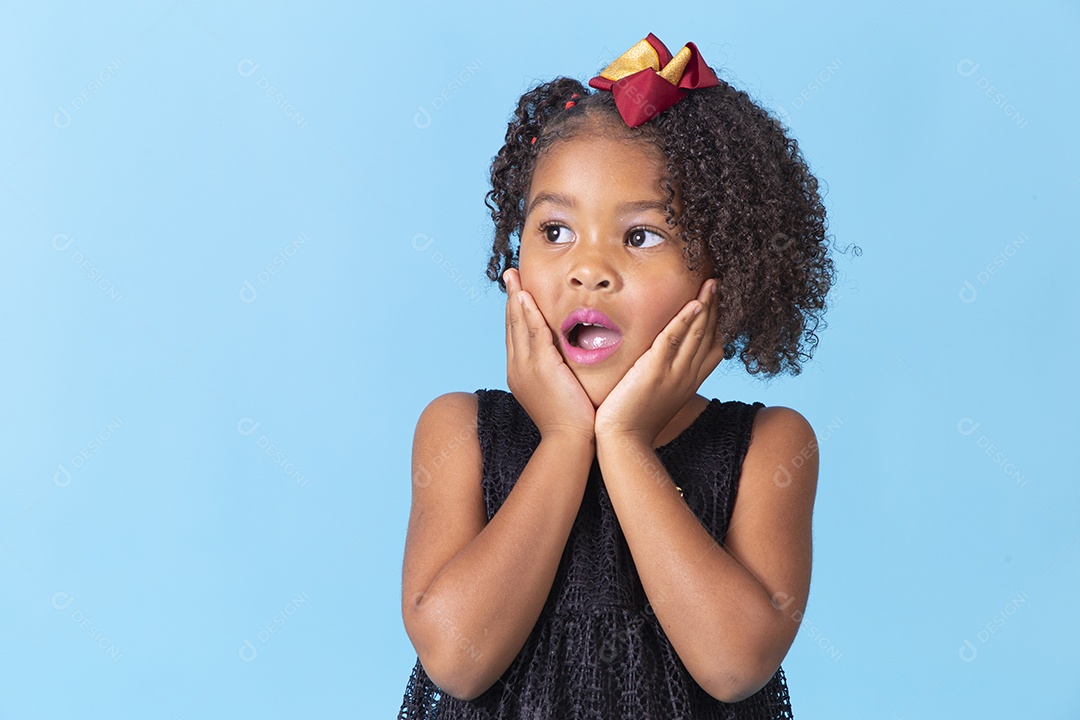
[398,388,794,719]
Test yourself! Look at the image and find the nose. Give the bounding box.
[566,240,617,292]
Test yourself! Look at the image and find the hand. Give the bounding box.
[503,268,596,443]
[594,278,724,446]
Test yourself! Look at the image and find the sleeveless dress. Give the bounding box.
[398,388,794,719]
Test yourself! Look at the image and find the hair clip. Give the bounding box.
[588,33,719,127]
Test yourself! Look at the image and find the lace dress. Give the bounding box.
[398,388,794,719]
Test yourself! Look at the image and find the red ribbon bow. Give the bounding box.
[588,33,719,127]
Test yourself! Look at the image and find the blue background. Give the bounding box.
[3,1,1077,717]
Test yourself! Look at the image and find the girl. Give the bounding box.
[399,32,843,719]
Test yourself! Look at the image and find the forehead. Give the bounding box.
[526,135,669,215]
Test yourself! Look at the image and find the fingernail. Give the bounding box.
[692,302,703,316]
[711,282,718,295]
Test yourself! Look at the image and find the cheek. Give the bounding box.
[517,264,560,324]
[641,283,701,331]
[517,265,545,302]
[518,254,560,293]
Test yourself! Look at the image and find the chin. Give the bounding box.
[571,372,614,410]
[583,386,606,410]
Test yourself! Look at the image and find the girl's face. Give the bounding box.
[518,130,715,407]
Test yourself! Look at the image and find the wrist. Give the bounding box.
[595,431,654,454]
[596,434,680,496]
[539,428,597,449]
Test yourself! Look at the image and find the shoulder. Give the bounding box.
[416,391,479,426]
[741,404,818,492]
[748,405,816,448]
[414,392,480,439]
[416,389,516,424]
[411,392,481,484]
[416,389,520,431]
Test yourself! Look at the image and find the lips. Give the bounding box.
[560,308,623,365]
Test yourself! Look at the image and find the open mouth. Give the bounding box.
[567,322,623,350]
[560,308,623,364]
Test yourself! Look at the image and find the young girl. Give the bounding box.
[399,32,841,719]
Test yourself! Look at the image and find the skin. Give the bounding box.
[509,130,721,448]
[401,123,817,704]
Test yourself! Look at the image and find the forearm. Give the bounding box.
[414,432,595,698]
[595,434,785,702]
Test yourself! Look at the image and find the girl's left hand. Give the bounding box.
[594,278,724,445]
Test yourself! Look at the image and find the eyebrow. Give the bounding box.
[525,192,668,218]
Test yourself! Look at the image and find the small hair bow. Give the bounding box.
[588,33,719,127]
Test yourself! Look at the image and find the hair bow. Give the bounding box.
[588,33,719,127]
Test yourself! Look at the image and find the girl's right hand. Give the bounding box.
[503,268,596,444]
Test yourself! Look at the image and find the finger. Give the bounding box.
[512,278,542,363]
[648,299,702,373]
[697,337,728,386]
[516,287,547,358]
[658,278,720,379]
[691,322,727,388]
[689,279,721,377]
[504,269,519,363]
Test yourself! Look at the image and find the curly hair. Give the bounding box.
[483,72,858,377]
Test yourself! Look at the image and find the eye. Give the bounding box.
[539,222,573,244]
[627,227,664,248]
